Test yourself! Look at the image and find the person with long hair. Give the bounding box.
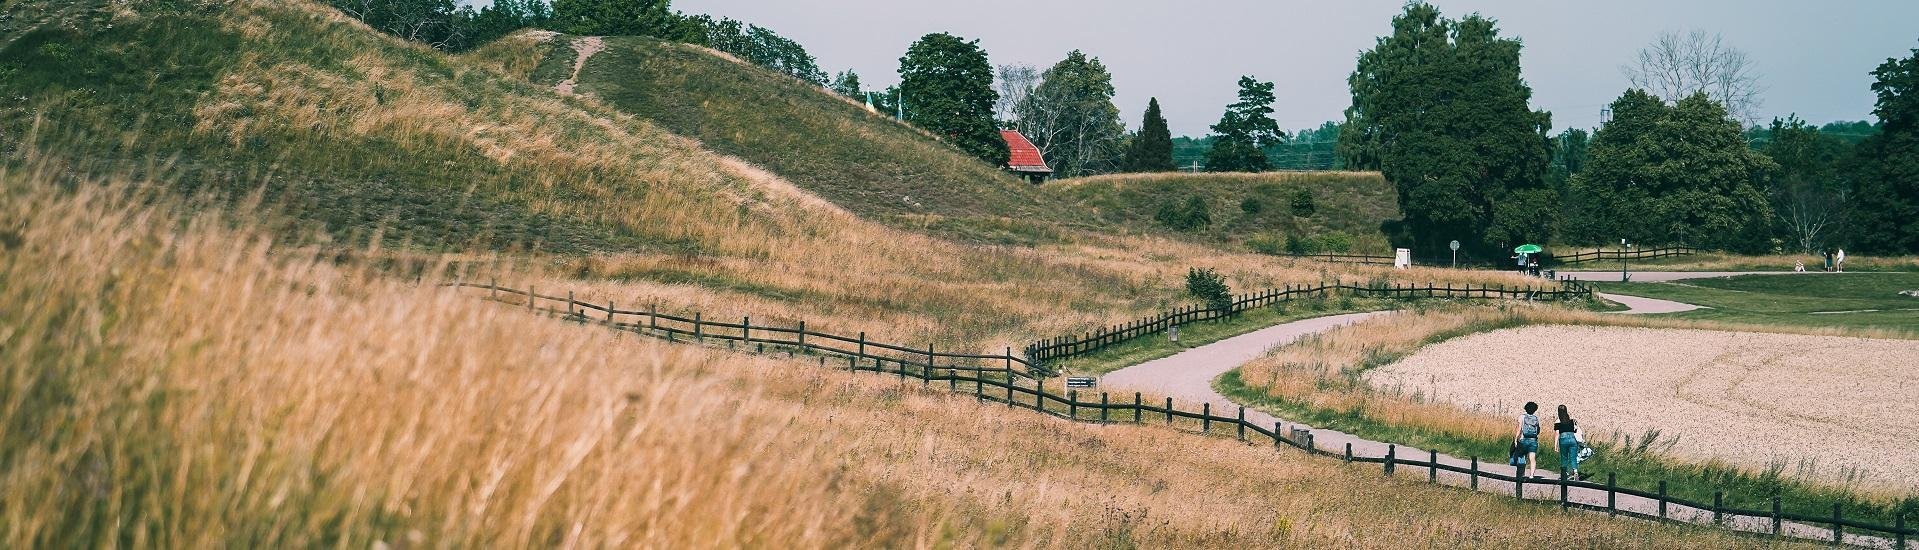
[1555,404,1586,480]
[1514,402,1542,478]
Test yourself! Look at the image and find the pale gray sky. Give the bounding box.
[506,1,1919,136]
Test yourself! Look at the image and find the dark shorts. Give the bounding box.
[1518,437,1539,454]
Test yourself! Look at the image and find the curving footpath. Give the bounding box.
[1101,271,1895,547]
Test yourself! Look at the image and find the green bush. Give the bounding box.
[1239,196,1264,215]
[1289,189,1316,217]
[1318,230,1353,253]
[1246,234,1285,255]
[1285,234,1312,255]
[1185,267,1233,311]
[1155,195,1213,231]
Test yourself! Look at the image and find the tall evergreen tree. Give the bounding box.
[1015,50,1124,177]
[898,33,1007,166]
[550,0,675,37]
[1204,76,1283,172]
[1848,46,1919,253]
[1124,98,1175,171]
[1340,3,1553,254]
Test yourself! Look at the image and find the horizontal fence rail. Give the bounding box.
[453,277,1908,548]
[1281,246,1697,268]
[1024,278,1595,365]
[447,281,1055,378]
[1552,245,1697,265]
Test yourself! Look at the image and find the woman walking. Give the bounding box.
[1555,405,1586,480]
[1514,402,1542,478]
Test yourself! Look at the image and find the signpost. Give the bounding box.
[1449,240,1461,269]
[1065,377,1097,389]
[1620,239,1631,283]
[1168,325,1179,343]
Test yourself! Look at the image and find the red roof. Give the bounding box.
[1000,130,1051,173]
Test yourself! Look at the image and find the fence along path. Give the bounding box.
[1281,245,1696,268]
[449,280,1910,548]
[1026,277,1594,364]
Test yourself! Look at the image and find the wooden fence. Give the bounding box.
[449,281,1054,379]
[452,279,1909,548]
[1553,245,1698,265]
[1025,278,1595,364]
[1281,246,1698,268]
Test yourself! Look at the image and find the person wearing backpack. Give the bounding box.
[1513,402,1542,478]
[1555,405,1588,480]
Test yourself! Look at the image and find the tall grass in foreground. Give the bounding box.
[0,164,1786,547]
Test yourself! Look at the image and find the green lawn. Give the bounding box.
[1594,273,1919,334]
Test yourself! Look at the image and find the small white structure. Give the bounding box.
[1394,248,1412,269]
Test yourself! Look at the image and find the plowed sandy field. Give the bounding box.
[1366,325,1919,490]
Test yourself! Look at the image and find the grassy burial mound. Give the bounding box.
[529,34,1074,245]
[0,165,1786,548]
[1046,171,1401,254]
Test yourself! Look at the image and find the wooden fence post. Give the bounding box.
[742,316,751,344]
[1385,444,1395,476]
[1133,393,1142,423]
[1035,379,1044,411]
[949,370,957,391]
[1236,406,1245,441]
[1516,465,1525,499]
[1201,403,1210,433]
[527,285,535,311]
[1894,514,1905,550]
[695,312,703,342]
[1771,496,1783,536]
[1429,449,1438,483]
[1273,422,1283,449]
[857,332,866,357]
[648,303,657,332]
[566,291,574,316]
[1560,471,1569,509]
[1068,390,1078,419]
[1345,443,1352,463]
[797,320,805,347]
[1833,503,1843,544]
[489,278,497,299]
[1712,491,1723,524]
[1100,392,1108,423]
[1006,376,1013,408]
[1607,473,1617,517]
[1657,481,1667,519]
[1470,457,1478,490]
[1165,397,1173,424]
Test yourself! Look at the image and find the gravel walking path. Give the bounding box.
[1098,274,1897,546]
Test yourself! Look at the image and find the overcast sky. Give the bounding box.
[529,1,1919,137]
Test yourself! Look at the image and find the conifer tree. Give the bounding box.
[1124,98,1175,172]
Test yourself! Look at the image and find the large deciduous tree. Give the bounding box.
[898,33,1007,166]
[1339,3,1553,254]
[1123,98,1175,172]
[995,64,1039,125]
[1204,76,1283,172]
[1563,91,1775,251]
[1764,116,1852,252]
[1622,29,1765,125]
[1015,50,1124,177]
[550,0,675,37]
[1847,47,1919,253]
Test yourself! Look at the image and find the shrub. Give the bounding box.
[1239,196,1264,215]
[1285,234,1313,255]
[1318,231,1353,253]
[1185,267,1233,312]
[1155,195,1213,231]
[1246,234,1285,255]
[1289,189,1316,217]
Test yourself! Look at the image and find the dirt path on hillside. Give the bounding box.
[554,36,605,97]
[1097,287,1893,546]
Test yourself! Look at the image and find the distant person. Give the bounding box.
[1555,405,1587,480]
[1837,248,1847,272]
[1516,253,1528,274]
[1527,255,1540,277]
[1823,249,1834,272]
[1514,401,1542,478]
[1794,259,1805,272]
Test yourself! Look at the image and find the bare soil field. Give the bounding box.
[1366,325,1919,491]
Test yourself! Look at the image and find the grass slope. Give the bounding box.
[551,35,1078,245]
[1046,171,1401,252]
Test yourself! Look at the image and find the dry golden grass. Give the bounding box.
[0,155,1795,548]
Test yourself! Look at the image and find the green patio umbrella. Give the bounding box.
[1513,244,1543,254]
